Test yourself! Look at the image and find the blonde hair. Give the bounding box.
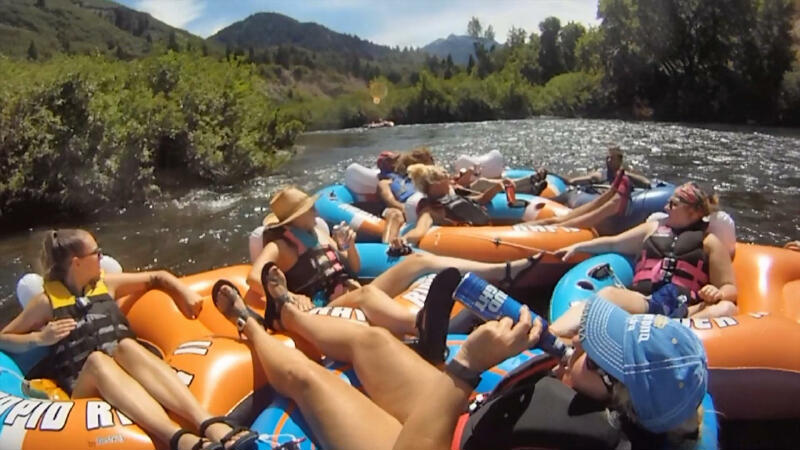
[609,383,703,441]
[407,164,450,194]
[394,147,434,175]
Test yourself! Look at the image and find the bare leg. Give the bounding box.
[71,352,204,450]
[550,286,648,338]
[595,286,650,314]
[215,285,402,450]
[328,284,417,335]
[282,304,442,422]
[111,338,246,444]
[688,300,738,319]
[370,253,535,297]
[242,316,402,450]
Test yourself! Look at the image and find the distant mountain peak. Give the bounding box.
[209,11,391,59]
[422,34,499,65]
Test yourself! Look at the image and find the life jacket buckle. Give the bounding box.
[661,257,677,272]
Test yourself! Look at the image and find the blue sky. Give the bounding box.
[115,0,599,48]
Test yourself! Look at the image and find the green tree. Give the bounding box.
[467,17,482,38]
[484,25,495,42]
[167,30,180,52]
[558,22,586,72]
[538,17,563,81]
[27,40,38,60]
[507,26,527,48]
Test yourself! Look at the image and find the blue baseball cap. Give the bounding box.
[579,296,708,433]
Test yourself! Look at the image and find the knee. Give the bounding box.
[713,301,738,317]
[596,286,623,299]
[113,337,140,358]
[384,208,404,222]
[83,351,115,379]
[360,326,396,350]
[280,362,324,394]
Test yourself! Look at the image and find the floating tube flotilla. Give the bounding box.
[549,243,800,420]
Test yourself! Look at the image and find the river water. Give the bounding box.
[1,118,798,318]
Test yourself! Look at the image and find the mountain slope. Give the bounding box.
[210,12,392,59]
[0,0,209,59]
[423,34,499,65]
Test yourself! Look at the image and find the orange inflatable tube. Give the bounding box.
[678,243,800,420]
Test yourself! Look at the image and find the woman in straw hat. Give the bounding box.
[211,267,707,450]
[248,186,542,360]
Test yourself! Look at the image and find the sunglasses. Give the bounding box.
[585,357,616,394]
[78,247,103,259]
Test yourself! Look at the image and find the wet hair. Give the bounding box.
[407,164,450,193]
[394,147,434,175]
[41,229,90,282]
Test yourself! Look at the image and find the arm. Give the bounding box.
[568,170,602,186]
[704,234,738,303]
[104,270,203,319]
[378,179,405,211]
[401,211,435,246]
[248,241,281,296]
[559,220,657,260]
[469,182,503,206]
[392,307,542,450]
[626,170,651,189]
[0,294,72,353]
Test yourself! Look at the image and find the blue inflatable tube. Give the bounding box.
[353,242,420,280]
[315,185,386,242]
[250,336,544,449]
[548,253,635,322]
[549,254,718,450]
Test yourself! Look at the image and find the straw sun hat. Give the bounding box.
[262,187,319,227]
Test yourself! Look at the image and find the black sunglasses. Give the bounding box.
[78,247,102,259]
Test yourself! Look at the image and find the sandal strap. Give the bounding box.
[198,416,231,436]
[193,438,222,450]
[212,280,247,322]
[170,429,193,450]
[220,426,256,445]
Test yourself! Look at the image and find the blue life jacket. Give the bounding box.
[388,172,417,202]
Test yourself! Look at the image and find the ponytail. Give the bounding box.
[41,229,89,282]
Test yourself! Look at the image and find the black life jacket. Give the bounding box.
[632,220,709,297]
[262,227,351,304]
[44,279,135,394]
[418,194,490,226]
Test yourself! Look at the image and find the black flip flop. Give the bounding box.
[260,262,295,332]
[169,429,223,450]
[198,416,258,450]
[415,267,461,365]
[211,280,264,332]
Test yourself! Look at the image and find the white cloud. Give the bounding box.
[134,0,207,30]
[368,0,599,48]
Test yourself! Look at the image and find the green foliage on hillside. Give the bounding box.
[287,1,797,128]
[0,0,213,59]
[0,52,303,223]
